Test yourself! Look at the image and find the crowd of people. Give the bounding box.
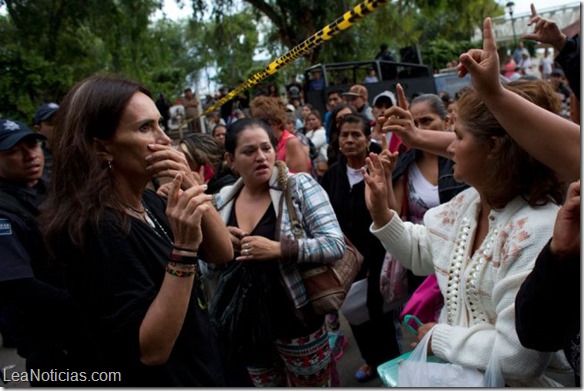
[0,6,580,387]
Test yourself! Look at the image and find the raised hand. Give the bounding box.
[371,120,388,150]
[166,173,212,251]
[362,153,393,228]
[378,149,399,182]
[550,180,580,259]
[523,4,567,52]
[458,17,503,98]
[380,84,419,147]
[146,144,204,190]
[378,149,399,211]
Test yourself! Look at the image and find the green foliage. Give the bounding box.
[190,0,501,68]
[0,0,202,122]
[198,7,259,88]
[1,0,506,122]
[420,39,476,71]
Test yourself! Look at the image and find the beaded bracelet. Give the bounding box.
[170,252,198,265]
[168,261,197,270]
[166,264,196,278]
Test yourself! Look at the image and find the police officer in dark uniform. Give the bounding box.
[0,119,92,386]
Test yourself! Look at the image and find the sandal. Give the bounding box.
[355,363,377,382]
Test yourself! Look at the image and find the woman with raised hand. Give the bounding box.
[364,75,573,385]
[320,113,400,383]
[41,74,233,386]
[457,16,579,181]
[378,92,468,345]
[210,118,345,386]
[458,15,580,386]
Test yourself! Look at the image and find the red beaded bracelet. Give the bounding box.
[166,264,196,278]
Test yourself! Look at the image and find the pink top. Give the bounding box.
[276,129,310,173]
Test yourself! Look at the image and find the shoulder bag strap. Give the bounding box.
[285,177,304,240]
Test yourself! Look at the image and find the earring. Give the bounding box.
[107,159,113,170]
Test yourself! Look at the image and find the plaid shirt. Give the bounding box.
[211,164,345,309]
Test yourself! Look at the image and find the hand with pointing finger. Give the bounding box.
[380,84,420,148]
[523,4,567,52]
[457,17,504,99]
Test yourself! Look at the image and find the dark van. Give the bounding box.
[303,60,436,115]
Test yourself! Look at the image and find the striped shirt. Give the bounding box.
[211,164,345,308]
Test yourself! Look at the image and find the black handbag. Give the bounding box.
[209,261,275,366]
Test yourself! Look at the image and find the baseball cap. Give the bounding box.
[342,84,368,100]
[0,119,46,151]
[33,102,59,125]
[373,91,396,108]
[285,104,295,112]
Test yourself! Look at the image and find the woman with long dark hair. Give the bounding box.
[41,74,233,386]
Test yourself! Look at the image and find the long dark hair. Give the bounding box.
[41,74,151,255]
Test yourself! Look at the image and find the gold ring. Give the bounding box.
[243,243,250,250]
[243,248,249,256]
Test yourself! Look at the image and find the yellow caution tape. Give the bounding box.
[200,0,390,117]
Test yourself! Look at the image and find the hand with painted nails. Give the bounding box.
[165,173,212,251]
[145,143,201,190]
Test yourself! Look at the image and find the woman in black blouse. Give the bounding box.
[41,75,233,386]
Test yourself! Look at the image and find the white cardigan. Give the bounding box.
[371,187,572,386]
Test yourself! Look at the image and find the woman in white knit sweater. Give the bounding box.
[364,82,572,386]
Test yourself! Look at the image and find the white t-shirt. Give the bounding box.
[407,162,439,223]
[346,165,364,188]
[540,57,553,76]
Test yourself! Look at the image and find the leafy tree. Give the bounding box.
[196,8,259,88]
[0,0,204,121]
[190,0,501,68]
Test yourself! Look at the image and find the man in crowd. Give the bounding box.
[182,88,201,133]
[32,102,59,182]
[0,120,91,385]
[324,89,343,141]
[342,84,375,122]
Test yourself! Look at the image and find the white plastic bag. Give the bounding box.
[341,278,392,325]
[483,343,505,387]
[397,327,484,387]
[340,279,369,325]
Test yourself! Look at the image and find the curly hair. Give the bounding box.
[249,96,287,131]
[456,80,565,208]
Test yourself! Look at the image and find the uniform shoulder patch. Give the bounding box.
[0,218,13,235]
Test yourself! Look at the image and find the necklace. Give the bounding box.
[445,217,497,325]
[124,201,146,214]
[127,205,145,214]
[144,206,172,245]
